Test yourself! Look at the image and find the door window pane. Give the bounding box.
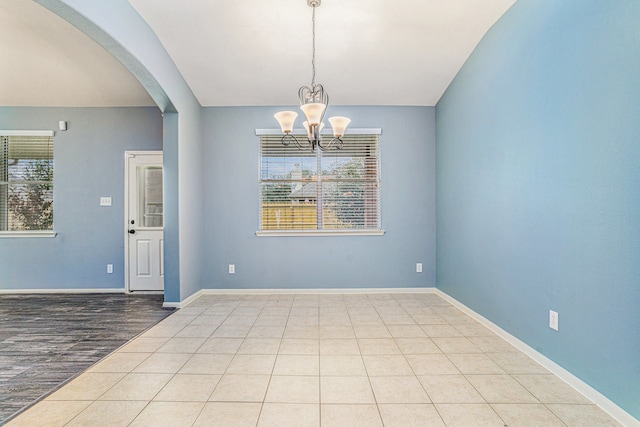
[137,166,163,227]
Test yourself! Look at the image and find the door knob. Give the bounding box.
[128,229,136,234]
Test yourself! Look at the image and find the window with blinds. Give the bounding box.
[259,133,381,232]
[0,132,54,232]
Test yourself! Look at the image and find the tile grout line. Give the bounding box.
[387,295,449,427]
[255,294,289,426]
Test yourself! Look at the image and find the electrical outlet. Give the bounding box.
[416,263,423,273]
[107,264,113,274]
[549,310,559,331]
[228,264,235,274]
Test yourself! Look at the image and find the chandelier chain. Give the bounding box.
[311,4,316,88]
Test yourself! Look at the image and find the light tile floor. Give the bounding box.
[6,293,624,426]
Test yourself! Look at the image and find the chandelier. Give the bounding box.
[274,0,351,151]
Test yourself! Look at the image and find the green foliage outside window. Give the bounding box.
[8,160,53,230]
[1,134,54,232]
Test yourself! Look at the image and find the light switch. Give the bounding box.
[100,197,112,207]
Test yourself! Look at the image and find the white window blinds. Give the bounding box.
[259,133,381,232]
[0,132,54,231]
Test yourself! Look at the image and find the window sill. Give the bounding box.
[256,230,385,237]
[0,231,57,238]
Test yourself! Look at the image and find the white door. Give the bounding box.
[126,151,164,292]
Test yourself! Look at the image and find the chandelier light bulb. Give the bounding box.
[303,121,325,139]
[300,103,326,126]
[274,111,298,133]
[328,116,351,138]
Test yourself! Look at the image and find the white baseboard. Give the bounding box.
[199,287,435,295]
[164,289,204,309]
[165,287,435,309]
[0,288,125,294]
[434,289,639,427]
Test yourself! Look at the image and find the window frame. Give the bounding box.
[255,128,384,237]
[0,130,56,238]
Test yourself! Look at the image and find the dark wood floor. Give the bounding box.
[0,293,174,424]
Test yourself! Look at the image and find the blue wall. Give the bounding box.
[436,0,640,419]
[40,0,206,303]
[202,106,435,290]
[0,107,162,290]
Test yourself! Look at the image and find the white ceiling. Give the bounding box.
[1,0,516,108]
[0,0,154,107]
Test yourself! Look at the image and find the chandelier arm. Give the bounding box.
[280,133,293,146]
[298,86,309,105]
[281,133,301,148]
[319,89,328,123]
[295,137,311,150]
[317,136,344,151]
[281,133,313,150]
